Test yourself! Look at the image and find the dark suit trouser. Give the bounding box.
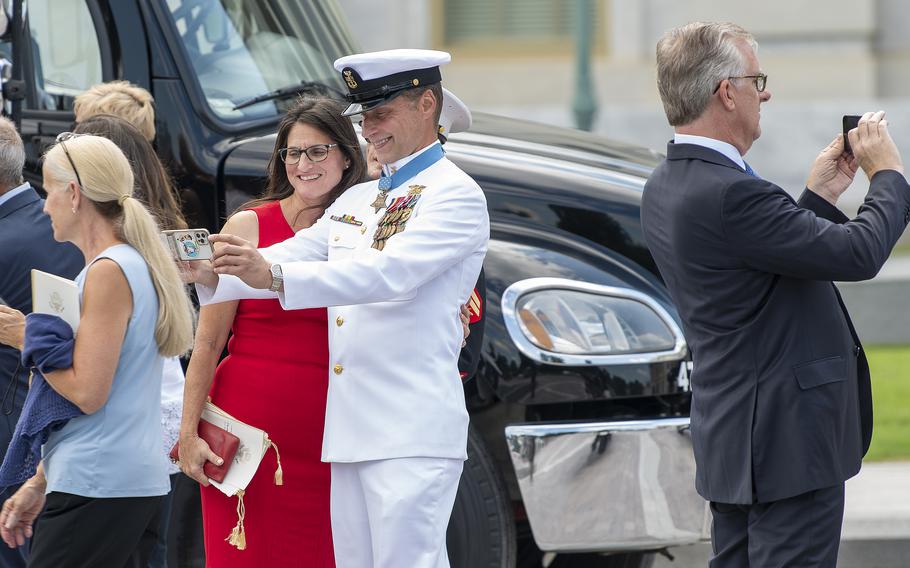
[0,364,29,568]
[710,483,844,568]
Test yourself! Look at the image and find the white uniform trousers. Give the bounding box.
[330,457,464,568]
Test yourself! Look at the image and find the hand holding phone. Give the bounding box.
[842,115,861,154]
[845,111,903,178]
[161,229,214,261]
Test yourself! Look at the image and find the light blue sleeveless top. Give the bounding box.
[43,244,170,497]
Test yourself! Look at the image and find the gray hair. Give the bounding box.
[0,116,24,189]
[656,22,757,126]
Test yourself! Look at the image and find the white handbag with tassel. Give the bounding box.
[201,401,283,550]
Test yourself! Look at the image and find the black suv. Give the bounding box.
[4,1,703,567]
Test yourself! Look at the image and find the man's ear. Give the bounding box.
[717,80,737,111]
[421,89,438,116]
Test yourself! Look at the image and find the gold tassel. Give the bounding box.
[269,439,283,486]
[225,490,247,550]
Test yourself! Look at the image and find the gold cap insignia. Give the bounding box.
[343,69,358,89]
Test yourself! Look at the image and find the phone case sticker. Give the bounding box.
[177,233,201,258]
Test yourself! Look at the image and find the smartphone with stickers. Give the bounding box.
[161,228,214,261]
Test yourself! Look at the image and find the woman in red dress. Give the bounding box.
[178,97,366,567]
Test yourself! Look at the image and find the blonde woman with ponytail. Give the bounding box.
[0,133,194,567]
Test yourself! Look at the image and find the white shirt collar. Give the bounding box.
[673,133,746,170]
[380,141,442,178]
[0,182,32,209]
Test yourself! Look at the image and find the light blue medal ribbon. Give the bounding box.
[372,143,445,212]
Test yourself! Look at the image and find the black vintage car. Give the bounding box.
[3,1,704,566]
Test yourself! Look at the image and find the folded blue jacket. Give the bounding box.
[0,313,83,489]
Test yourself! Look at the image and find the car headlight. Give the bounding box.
[501,278,687,366]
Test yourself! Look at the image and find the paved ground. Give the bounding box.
[653,462,910,567]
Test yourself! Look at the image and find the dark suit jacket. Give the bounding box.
[0,186,83,455]
[641,142,910,504]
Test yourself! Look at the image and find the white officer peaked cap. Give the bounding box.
[333,49,451,116]
[438,88,471,142]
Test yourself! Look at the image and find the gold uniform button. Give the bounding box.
[334,235,341,242]
[336,316,344,326]
[333,364,344,375]
[360,226,367,234]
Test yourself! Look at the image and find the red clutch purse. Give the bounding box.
[169,419,240,483]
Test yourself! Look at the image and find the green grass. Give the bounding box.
[889,241,910,257]
[865,346,910,461]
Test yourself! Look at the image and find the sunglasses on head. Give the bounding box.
[55,131,88,190]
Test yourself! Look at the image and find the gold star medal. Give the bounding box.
[371,192,389,213]
[372,175,392,213]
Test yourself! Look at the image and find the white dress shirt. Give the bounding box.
[674,133,746,170]
[0,182,32,209]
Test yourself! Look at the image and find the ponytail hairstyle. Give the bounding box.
[43,135,194,357]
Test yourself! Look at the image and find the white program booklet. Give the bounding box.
[30,269,80,332]
[201,403,272,498]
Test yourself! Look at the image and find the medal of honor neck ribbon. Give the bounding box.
[373,144,444,212]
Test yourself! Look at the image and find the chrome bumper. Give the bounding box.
[504,417,709,552]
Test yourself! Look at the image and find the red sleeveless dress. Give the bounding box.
[200,201,334,567]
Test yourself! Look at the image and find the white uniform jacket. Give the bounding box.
[197,151,489,462]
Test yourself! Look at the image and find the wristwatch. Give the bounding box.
[268,263,283,292]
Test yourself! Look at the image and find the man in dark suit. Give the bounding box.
[640,22,910,567]
[0,116,82,566]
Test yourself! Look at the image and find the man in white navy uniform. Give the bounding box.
[193,50,489,568]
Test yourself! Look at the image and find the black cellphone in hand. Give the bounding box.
[843,115,861,154]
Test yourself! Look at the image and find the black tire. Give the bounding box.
[447,425,517,568]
